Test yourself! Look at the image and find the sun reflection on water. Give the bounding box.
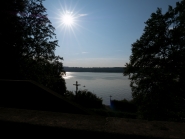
[63,72,74,79]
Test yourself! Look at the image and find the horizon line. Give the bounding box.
[63,66,125,68]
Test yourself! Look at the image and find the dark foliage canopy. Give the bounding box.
[124,0,185,120]
[0,0,66,95]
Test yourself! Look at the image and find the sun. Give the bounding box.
[61,12,75,27]
[62,14,74,25]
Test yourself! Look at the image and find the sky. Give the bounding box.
[43,0,180,67]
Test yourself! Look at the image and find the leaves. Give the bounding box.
[0,0,66,95]
[124,0,185,120]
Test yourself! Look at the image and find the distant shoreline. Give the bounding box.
[63,67,125,73]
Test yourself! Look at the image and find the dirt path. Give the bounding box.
[0,107,185,138]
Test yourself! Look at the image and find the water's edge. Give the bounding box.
[64,72,132,105]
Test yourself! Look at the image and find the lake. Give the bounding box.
[63,72,132,105]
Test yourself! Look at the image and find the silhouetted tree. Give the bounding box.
[124,1,185,120]
[0,0,66,95]
[0,0,26,79]
[19,0,66,94]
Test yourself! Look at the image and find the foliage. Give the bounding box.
[0,0,26,79]
[124,1,185,120]
[0,0,66,95]
[111,99,137,113]
[65,90,103,108]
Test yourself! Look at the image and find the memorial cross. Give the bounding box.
[73,81,80,94]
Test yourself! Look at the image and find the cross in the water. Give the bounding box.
[73,81,80,94]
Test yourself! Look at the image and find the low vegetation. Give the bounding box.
[65,91,139,119]
[92,99,138,119]
[110,99,137,113]
[65,90,103,109]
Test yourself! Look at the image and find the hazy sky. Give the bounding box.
[43,0,179,67]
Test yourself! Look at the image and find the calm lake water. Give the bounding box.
[63,72,132,105]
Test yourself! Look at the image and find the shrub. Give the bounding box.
[111,99,137,113]
[65,90,103,109]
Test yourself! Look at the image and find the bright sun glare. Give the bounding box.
[61,12,74,26]
[55,5,88,35]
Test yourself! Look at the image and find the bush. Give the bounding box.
[65,90,75,99]
[111,99,137,113]
[65,90,103,109]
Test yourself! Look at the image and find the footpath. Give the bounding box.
[0,107,185,139]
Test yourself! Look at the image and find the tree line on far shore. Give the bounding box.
[64,67,124,73]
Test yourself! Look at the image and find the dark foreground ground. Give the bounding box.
[0,80,184,138]
[0,107,185,139]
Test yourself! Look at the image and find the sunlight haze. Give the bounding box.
[43,0,180,67]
